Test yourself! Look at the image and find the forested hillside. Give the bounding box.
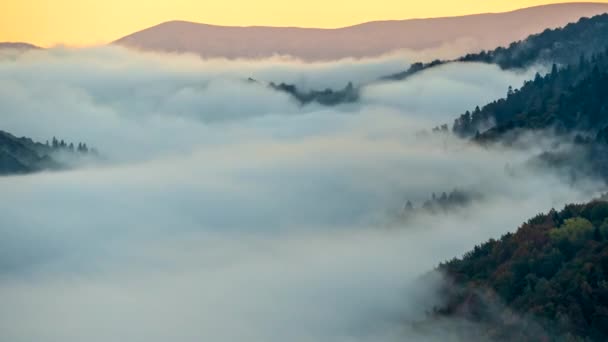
[437,197,608,341]
[0,130,96,175]
[459,14,608,69]
[453,49,608,139]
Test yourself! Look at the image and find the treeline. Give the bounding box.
[402,189,479,217]
[268,81,359,106]
[384,13,608,82]
[0,130,98,176]
[436,197,608,341]
[458,14,608,69]
[453,50,608,140]
[382,60,444,81]
[46,136,97,155]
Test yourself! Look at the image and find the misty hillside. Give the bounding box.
[387,13,608,81]
[437,197,608,341]
[0,131,59,175]
[113,3,608,61]
[0,130,95,175]
[453,48,608,139]
[448,46,608,185]
[458,13,608,69]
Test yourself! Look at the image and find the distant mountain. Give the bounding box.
[436,197,608,341]
[0,42,41,50]
[114,3,608,61]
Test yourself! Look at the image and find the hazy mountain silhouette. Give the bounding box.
[0,42,41,50]
[114,3,608,61]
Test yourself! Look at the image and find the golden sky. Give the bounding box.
[2,0,607,47]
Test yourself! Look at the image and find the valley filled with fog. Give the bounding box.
[0,47,603,341]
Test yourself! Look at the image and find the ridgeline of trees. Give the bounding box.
[446,47,608,182]
[382,60,445,81]
[436,15,608,183]
[46,136,96,155]
[0,130,97,175]
[258,14,608,107]
[402,189,479,217]
[436,198,608,341]
[458,14,608,70]
[246,77,359,106]
[268,81,359,106]
[385,13,608,81]
[453,50,608,139]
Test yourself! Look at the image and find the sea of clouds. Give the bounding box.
[0,47,601,341]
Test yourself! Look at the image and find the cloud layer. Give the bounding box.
[0,47,600,342]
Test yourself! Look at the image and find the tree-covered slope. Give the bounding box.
[437,198,608,341]
[276,13,608,106]
[459,14,608,70]
[0,130,96,175]
[387,13,608,81]
[268,81,359,106]
[453,49,608,139]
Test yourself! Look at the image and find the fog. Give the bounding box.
[0,47,600,341]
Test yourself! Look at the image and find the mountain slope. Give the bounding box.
[0,130,96,176]
[437,197,608,341]
[452,47,608,139]
[114,3,608,61]
[0,131,60,175]
[458,13,608,69]
[386,12,608,81]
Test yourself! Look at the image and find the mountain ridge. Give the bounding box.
[0,42,41,50]
[113,3,608,61]
[119,3,608,32]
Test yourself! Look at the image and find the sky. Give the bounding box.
[2,0,607,47]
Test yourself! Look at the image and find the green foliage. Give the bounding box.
[549,218,594,242]
[438,199,608,341]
